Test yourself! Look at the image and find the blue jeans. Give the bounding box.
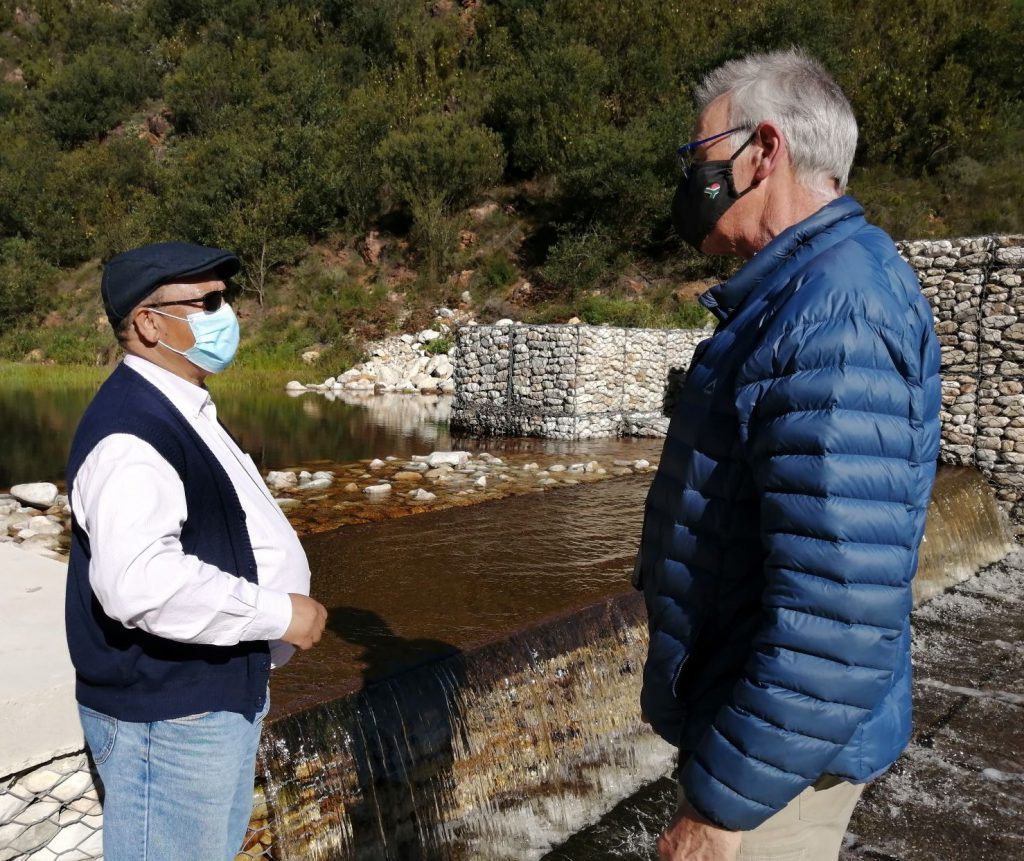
[78,695,269,861]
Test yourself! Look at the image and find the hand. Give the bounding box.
[281,594,328,650]
[656,801,742,861]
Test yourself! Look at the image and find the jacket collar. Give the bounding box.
[699,196,865,322]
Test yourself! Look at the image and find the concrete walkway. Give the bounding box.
[0,545,79,778]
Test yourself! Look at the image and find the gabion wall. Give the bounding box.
[898,236,1024,521]
[0,754,101,861]
[451,236,1024,523]
[451,324,708,439]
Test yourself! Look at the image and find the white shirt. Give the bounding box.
[70,355,309,668]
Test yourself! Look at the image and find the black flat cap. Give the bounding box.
[101,241,241,328]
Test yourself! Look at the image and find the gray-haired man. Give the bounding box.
[637,50,940,860]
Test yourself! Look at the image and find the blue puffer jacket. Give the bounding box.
[637,196,940,831]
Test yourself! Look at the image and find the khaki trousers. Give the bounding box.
[680,776,865,861]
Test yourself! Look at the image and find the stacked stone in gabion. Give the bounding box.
[982,240,1024,516]
[452,323,707,440]
[896,235,1024,524]
[0,753,102,860]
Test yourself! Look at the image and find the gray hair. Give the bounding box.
[696,49,857,197]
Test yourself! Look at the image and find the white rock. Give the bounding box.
[375,366,401,388]
[275,498,301,510]
[368,459,387,470]
[412,373,438,391]
[27,516,63,536]
[409,488,437,502]
[418,329,441,343]
[548,464,567,473]
[522,463,539,471]
[427,451,470,468]
[363,483,392,496]
[633,459,651,470]
[48,770,95,804]
[440,379,455,394]
[285,380,307,392]
[10,483,58,509]
[400,333,416,344]
[475,476,487,488]
[322,376,336,388]
[266,470,297,491]
[437,307,455,319]
[461,290,472,303]
[494,318,514,327]
[300,478,332,491]
[312,471,334,482]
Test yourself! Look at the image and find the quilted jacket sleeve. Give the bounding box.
[680,312,934,830]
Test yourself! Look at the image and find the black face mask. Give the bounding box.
[671,133,755,251]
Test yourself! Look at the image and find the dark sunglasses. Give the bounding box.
[145,284,240,313]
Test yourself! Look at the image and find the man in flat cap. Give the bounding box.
[65,241,328,860]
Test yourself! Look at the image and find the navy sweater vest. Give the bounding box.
[65,362,271,721]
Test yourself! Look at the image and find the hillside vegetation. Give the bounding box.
[1,0,1022,371]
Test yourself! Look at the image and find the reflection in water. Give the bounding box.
[0,378,659,488]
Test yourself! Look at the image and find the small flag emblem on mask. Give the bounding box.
[704,182,721,199]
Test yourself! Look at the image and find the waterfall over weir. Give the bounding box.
[244,468,1012,861]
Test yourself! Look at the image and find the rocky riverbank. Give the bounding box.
[1,447,661,559]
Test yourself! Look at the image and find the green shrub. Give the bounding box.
[0,239,57,328]
[423,336,452,355]
[480,252,517,289]
[379,113,505,284]
[39,45,158,147]
[542,230,621,296]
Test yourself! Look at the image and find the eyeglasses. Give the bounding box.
[676,125,755,176]
[145,284,239,314]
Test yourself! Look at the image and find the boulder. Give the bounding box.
[427,451,470,468]
[363,483,392,496]
[27,516,63,536]
[418,329,441,343]
[285,380,307,392]
[266,471,298,491]
[10,483,58,509]
[408,488,437,502]
[301,350,321,365]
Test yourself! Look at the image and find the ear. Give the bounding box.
[751,121,785,184]
[132,307,163,347]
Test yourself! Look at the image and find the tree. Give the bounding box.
[378,113,504,284]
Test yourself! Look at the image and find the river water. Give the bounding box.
[0,383,658,487]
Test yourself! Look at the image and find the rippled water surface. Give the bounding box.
[273,474,651,716]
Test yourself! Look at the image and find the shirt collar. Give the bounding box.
[699,196,865,322]
[123,354,214,420]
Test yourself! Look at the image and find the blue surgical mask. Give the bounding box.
[151,304,240,373]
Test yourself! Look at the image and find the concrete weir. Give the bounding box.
[0,468,1014,860]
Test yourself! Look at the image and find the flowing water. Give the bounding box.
[249,467,1013,860]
